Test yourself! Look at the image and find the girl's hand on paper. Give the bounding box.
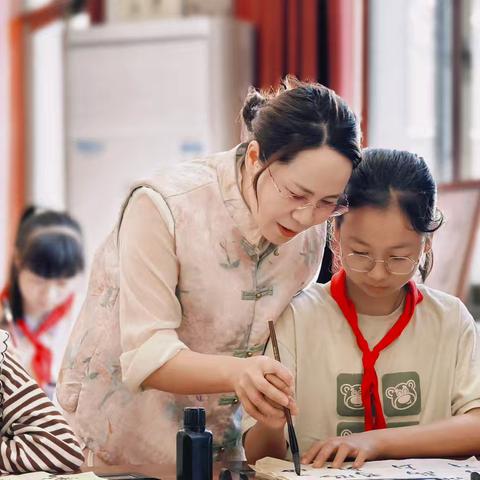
[232,356,298,427]
[302,432,383,469]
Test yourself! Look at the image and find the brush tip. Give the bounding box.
[293,452,301,476]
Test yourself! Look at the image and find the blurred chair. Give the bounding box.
[426,181,480,301]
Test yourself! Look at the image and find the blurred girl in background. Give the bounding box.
[0,206,85,398]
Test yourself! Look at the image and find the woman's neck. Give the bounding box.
[345,277,407,316]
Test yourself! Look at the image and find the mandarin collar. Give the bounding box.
[216,144,268,250]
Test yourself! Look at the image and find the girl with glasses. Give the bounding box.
[243,148,480,467]
[56,77,361,465]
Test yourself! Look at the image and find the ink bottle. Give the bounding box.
[177,407,213,480]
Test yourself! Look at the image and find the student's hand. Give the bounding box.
[302,432,384,469]
[232,356,297,426]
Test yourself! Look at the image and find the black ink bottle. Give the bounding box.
[177,407,213,480]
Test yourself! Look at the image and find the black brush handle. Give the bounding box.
[268,321,301,476]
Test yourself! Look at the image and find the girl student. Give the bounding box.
[243,148,480,467]
[1,207,84,398]
[0,329,84,473]
[56,77,362,465]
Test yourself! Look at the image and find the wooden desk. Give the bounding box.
[83,463,174,480]
[85,461,254,480]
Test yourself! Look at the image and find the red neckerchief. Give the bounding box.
[1,286,73,388]
[330,269,423,430]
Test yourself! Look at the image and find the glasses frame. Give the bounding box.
[343,252,420,275]
[267,167,349,217]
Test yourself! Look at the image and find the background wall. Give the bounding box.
[3,0,480,310]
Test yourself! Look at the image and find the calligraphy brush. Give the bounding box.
[268,321,301,476]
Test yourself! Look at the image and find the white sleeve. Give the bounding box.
[119,187,189,392]
[451,300,480,415]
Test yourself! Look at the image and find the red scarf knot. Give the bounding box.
[1,286,73,388]
[330,269,423,432]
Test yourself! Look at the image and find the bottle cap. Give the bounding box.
[184,407,206,429]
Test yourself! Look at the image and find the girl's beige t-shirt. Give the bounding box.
[242,282,480,458]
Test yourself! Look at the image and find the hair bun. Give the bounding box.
[241,87,268,133]
[19,205,40,225]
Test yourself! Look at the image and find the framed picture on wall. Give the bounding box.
[425,181,480,300]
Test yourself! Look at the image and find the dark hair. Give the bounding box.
[335,148,443,281]
[241,76,362,192]
[7,206,84,319]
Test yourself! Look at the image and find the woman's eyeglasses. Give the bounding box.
[268,168,349,217]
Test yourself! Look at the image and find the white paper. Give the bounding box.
[253,456,480,480]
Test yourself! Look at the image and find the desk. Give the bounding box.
[84,461,254,480]
[83,464,175,480]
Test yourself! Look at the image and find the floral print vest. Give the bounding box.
[56,145,325,465]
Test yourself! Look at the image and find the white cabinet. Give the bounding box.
[65,17,253,267]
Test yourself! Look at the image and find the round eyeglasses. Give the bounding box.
[268,168,349,217]
[344,253,419,275]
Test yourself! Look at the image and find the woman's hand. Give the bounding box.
[302,431,384,469]
[232,356,298,427]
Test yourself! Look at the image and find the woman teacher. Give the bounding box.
[57,77,361,465]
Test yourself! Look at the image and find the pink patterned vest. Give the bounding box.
[56,145,325,465]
